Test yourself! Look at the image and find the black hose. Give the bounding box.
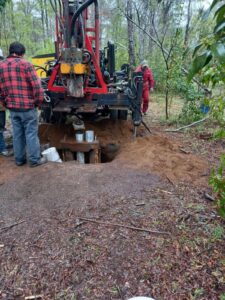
[70,0,98,39]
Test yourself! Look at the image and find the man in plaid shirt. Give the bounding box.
[0,41,46,167]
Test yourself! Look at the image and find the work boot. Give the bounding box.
[0,149,14,157]
[16,160,27,166]
[30,156,47,168]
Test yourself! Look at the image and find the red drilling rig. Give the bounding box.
[36,0,143,128]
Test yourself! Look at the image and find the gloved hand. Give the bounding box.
[150,87,154,92]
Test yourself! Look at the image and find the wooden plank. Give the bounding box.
[60,139,99,152]
[89,149,100,163]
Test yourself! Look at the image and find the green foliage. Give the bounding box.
[213,128,225,139]
[189,0,225,81]
[220,293,225,300]
[0,0,8,11]
[211,225,224,241]
[188,50,212,81]
[0,0,54,57]
[209,154,225,218]
[208,95,225,125]
[191,288,204,299]
[178,100,205,125]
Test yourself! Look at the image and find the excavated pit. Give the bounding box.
[38,119,209,185]
[38,119,131,164]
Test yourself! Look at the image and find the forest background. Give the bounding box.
[0,0,215,119]
[0,0,224,131]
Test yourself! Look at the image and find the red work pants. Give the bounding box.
[142,88,150,113]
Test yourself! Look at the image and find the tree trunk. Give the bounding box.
[39,0,46,48]
[44,0,49,36]
[137,0,149,62]
[127,0,136,70]
[184,0,192,47]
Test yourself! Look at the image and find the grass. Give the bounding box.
[150,92,186,127]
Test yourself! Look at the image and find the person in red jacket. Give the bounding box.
[135,60,154,114]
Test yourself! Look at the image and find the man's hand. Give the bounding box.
[150,87,154,92]
[0,103,5,111]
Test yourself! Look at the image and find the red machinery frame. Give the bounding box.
[47,0,108,96]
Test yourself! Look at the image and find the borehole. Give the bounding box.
[39,123,121,164]
[101,143,120,163]
[40,143,120,164]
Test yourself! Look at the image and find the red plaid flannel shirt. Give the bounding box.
[0,56,44,109]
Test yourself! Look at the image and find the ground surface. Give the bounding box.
[0,98,225,300]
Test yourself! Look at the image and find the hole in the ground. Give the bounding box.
[40,143,120,164]
[39,122,124,164]
[100,143,120,163]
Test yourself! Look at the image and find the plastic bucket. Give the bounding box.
[42,147,61,162]
[76,133,84,142]
[85,130,94,142]
[77,152,85,164]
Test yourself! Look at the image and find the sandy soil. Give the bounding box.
[0,112,224,300]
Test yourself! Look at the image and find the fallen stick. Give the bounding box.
[165,117,209,132]
[0,220,25,232]
[25,295,43,300]
[204,193,215,202]
[79,217,170,235]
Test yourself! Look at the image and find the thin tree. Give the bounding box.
[126,0,136,69]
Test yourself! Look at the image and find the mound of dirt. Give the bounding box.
[115,135,208,185]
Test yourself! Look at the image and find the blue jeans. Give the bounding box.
[0,131,6,152]
[10,109,41,164]
[0,111,6,152]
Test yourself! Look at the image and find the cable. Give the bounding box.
[44,93,51,103]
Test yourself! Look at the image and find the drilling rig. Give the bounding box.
[36,0,143,128]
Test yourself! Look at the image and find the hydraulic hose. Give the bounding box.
[70,0,99,39]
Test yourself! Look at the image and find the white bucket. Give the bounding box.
[76,133,84,142]
[85,130,94,142]
[42,147,61,163]
[77,152,85,164]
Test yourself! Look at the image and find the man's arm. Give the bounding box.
[26,64,44,108]
[148,68,155,90]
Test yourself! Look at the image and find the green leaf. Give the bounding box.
[192,43,204,57]
[211,42,225,64]
[215,4,225,24]
[211,0,223,11]
[218,207,225,218]
[214,20,225,34]
[188,51,212,81]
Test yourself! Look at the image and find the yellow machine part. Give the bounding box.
[32,56,55,78]
[60,63,86,75]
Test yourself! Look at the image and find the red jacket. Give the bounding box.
[135,65,154,91]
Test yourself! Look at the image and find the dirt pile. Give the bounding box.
[116,135,208,185]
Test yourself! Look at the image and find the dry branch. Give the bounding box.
[0,220,25,232]
[79,217,170,235]
[165,117,209,132]
[120,7,211,94]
